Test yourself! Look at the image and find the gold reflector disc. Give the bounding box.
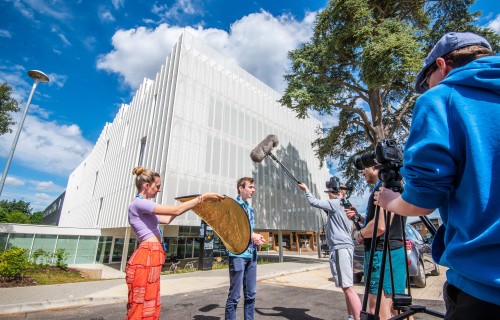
[175,195,251,255]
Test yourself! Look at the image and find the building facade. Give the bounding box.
[42,191,65,226]
[42,32,329,270]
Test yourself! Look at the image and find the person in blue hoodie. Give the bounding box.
[374,32,500,319]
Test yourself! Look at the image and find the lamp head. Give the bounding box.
[28,70,49,83]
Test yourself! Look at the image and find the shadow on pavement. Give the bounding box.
[256,306,323,319]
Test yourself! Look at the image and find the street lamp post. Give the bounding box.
[0,70,49,197]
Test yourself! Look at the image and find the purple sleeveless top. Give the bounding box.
[128,198,159,242]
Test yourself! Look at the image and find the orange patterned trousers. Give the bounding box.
[126,242,165,320]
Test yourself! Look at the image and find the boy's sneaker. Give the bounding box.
[346,315,354,320]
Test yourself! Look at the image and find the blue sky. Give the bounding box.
[0,0,499,211]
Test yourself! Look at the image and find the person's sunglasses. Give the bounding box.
[419,63,437,92]
[324,190,339,195]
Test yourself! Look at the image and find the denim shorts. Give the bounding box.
[364,246,407,295]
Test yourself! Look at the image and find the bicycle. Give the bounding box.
[169,260,180,273]
[184,261,196,271]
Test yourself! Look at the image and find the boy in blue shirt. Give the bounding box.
[375,32,500,319]
[225,177,265,320]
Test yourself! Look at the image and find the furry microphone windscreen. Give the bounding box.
[250,134,279,163]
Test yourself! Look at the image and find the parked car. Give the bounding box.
[353,224,440,288]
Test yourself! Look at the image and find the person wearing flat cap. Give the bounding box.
[374,32,500,319]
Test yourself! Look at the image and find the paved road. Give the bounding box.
[1,267,446,320]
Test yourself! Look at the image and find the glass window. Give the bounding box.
[164,237,178,259]
[177,237,186,259]
[32,234,57,257]
[193,238,201,258]
[7,233,34,251]
[214,101,222,132]
[138,137,147,166]
[282,234,290,248]
[213,235,228,257]
[0,233,8,252]
[127,238,137,260]
[185,238,194,259]
[179,226,191,236]
[205,134,213,175]
[55,235,79,264]
[75,236,98,264]
[111,238,124,263]
[96,236,113,263]
[208,97,215,128]
[212,136,221,175]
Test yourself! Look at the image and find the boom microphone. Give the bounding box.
[250,134,279,162]
[250,134,301,184]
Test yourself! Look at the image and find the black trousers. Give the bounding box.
[444,281,500,320]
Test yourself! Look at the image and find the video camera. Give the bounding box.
[353,139,403,170]
[353,139,403,189]
[325,177,352,198]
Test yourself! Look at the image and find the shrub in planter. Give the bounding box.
[0,247,30,279]
[260,243,272,251]
[54,249,69,270]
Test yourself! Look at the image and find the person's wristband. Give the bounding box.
[358,230,364,240]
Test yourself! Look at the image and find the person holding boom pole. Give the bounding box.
[297,178,362,320]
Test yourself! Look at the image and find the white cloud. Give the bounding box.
[12,0,71,21]
[112,0,124,10]
[83,36,97,51]
[35,181,56,190]
[97,10,316,94]
[0,67,66,100]
[0,112,93,178]
[5,176,25,186]
[0,65,31,100]
[0,29,12,38]
[34,193,51,199]
[487,14,500,32]
[2,178,66,210]
[45,72,67,88]
[58,33,72,46]
[309,110,339,129]
[99,7,116,22]
[153,0,198,20]
[11,0,35,20]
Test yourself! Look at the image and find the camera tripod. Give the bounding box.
[360,171,444,320]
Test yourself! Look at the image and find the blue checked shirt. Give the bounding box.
[229,195,255,258]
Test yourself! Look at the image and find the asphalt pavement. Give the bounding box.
[0,252,446,317]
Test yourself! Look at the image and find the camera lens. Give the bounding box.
[354,151,378,170]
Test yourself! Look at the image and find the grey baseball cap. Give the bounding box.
[415,32,492,93]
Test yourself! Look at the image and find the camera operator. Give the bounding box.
[298,180,361,320]
[346,167,407,320]
[374,32,500,319]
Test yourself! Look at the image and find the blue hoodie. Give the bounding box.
[401,55,500,306]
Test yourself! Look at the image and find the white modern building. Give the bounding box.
[1,32,330,272]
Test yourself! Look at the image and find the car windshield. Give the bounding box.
[405,224,424,242]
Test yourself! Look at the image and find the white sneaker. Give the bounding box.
[346,315,354,320]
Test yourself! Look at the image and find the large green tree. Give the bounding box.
[0,82,20,136]
[280,0,500,189]
[0,199,44,224]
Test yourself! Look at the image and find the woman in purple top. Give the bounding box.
[126,166,224,320]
